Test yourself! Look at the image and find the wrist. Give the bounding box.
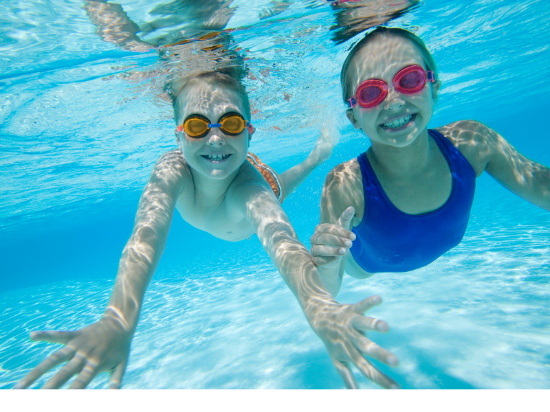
[102,306,138,334]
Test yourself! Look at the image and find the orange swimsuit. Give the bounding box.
[246,153,285,203]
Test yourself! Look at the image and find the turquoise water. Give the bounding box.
[1,0,549,389]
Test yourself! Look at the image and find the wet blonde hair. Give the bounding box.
[341,27,439,104]
[167,71,251,124]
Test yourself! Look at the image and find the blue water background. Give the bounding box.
[1,0,549,388]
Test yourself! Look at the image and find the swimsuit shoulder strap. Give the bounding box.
[428,129,476,177]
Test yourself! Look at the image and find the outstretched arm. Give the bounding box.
[278,124,336,198]
[440,120,550,211]
[236,181,398,389]
[484,128,550,211]
[15,151,186,389]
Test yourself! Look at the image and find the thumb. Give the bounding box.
[109,359,128,389]
[337,206,355,230]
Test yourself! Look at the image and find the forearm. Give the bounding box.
[103,228,168,333]
[521,167,550,211]
[263,233,338,321]
[245,188,336,316]
[315,258,345,297]
[279,155,321,198]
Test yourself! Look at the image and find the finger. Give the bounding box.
[42,354,86,389]
[351,333,398,367]
[311,233,353,249]
[311,244,347,258]
[350,349,400,389]
[311,224,355,242]
[352,315,390,333]
[352,295,383,314]
[68,361,99,389]
[332,360,357,389]
[109,360,127,389]
[30,330,77,345]
[14,346,74,389]
[337,207,356,231]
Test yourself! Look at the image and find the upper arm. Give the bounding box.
[439,120,550,210]
[132,150,187,244]
[238,178,298,242]
[320,161,363,227]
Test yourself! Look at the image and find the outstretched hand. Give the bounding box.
[307,294,399,389]
[308,122,338,165]
[15,317,132,389]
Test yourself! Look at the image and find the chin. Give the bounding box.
[377,125,423,147]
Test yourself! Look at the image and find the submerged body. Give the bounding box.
[309,28,550,387]
[16,72,399,390]
[311,29,550,293]
[349,128,476,273]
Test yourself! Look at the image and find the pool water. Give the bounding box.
[1,0,549,389]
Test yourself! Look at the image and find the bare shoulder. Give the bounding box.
[436,120,500,176]
[230,160,276,198]
[227,160,282,218]
[321,158,364,223]
[149,149,190,195]
[154,149,188,174]
[324,158,362,194]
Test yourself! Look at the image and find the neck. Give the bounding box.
[368,128,434,177]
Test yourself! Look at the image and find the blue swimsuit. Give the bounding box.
[349,129,476,273]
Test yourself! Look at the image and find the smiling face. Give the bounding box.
[175,80,252,179]
[345,35,440,148]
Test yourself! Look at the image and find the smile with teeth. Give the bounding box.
[381,114,415,129]
[202,153,231,162]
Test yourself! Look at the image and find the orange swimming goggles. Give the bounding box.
[176,112,253,138]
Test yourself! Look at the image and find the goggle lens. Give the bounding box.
[358,85,385,107]
[184,118,209,137]
[395,67,426,93]
[220,115,245,135]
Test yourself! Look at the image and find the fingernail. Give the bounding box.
[388,356,398,366]
[345,240,352,247]
[339,248,346,255]
[350,233,356,241]
[390,384,400,389]
[378,323,389,332]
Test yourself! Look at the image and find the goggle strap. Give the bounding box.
[347,97,356,109]
[427,71,435,83]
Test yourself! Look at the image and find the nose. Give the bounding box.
[384,88,405,111]
[206,130,226,146]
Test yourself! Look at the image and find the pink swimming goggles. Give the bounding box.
[348,65,435,109]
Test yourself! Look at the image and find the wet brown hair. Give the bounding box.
[168,71,251,123]
[341,27,439,104]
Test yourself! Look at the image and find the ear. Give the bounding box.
[432,80,441,100]
[248,124,255,142]
[345,109,361,129]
